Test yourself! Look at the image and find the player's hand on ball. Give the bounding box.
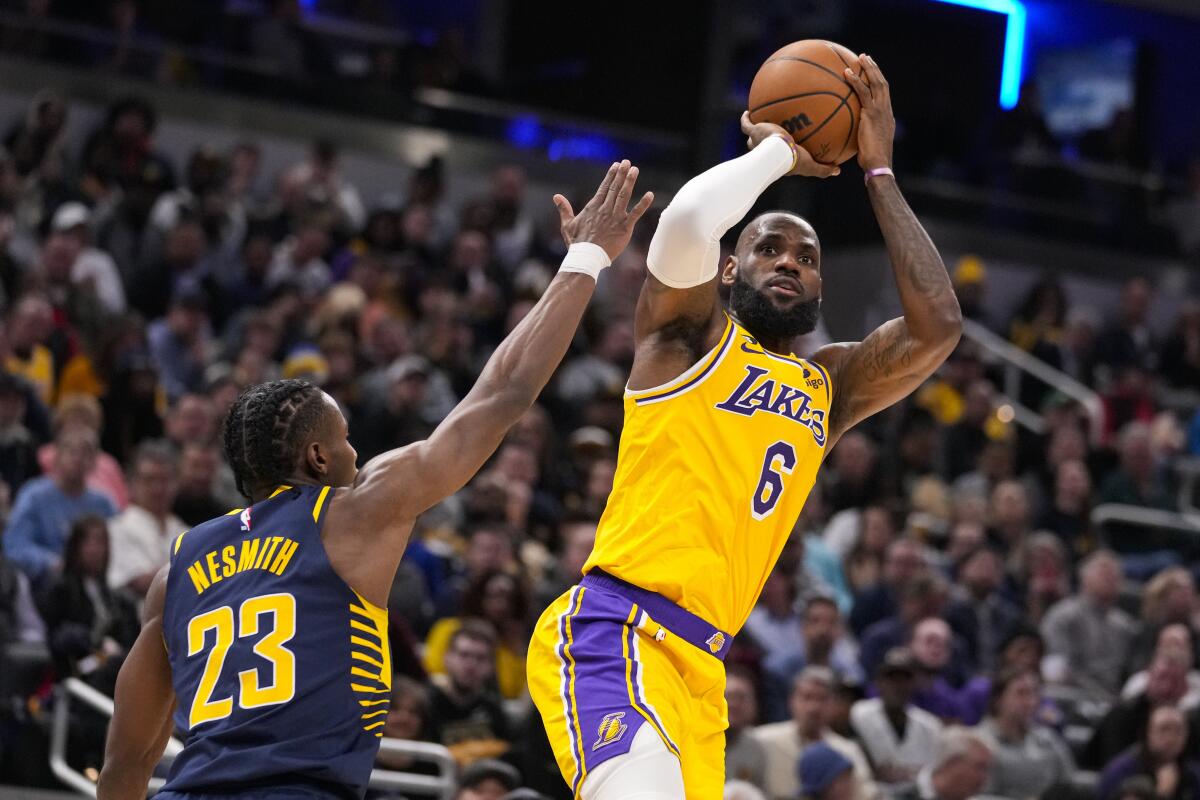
[843,54,896,172]
[739,111,840,179]
[554,159,654,261]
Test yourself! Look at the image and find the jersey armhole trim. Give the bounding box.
[625,315,736,405]
[806,359,832,403]
[312,486,332,523]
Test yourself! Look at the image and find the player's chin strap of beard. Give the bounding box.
[559,242,611,281]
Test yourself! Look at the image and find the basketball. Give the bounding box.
[748,40,864,166]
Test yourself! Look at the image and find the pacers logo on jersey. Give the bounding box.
[705,632,726,654]
[592,712,628,750]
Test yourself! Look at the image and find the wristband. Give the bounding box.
[864,166,895,185]
[559,241,612,280]
[770,133,799,172]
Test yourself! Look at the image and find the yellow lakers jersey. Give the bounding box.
[583,314,831,634]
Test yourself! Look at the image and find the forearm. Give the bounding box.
[647,136,794,287]
[97,761,157,800]
[866,176,961,343]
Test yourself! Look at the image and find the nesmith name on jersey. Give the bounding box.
[185,536,300,595]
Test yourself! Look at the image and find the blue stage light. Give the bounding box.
[931,0,1026,109]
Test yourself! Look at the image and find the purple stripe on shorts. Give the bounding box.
[557,586,584,794]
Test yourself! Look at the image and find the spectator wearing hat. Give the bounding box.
[799,741,857,800]
[850,649,944,789]
[41,202,126,317]
[352,355,442,462]
[951,256,990,329]
[756,667,877,800]
[893,728,991,800]
[3,425,116,586]
[455,758,520,800]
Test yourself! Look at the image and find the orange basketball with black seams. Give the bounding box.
[748,39,864,166]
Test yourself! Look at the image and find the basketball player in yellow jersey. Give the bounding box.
[528,55,963,799]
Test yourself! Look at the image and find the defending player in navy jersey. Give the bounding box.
[97,161,653,799]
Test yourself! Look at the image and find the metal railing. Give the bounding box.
[961,319,1105,444]
[1091,503,1200,534]
[1091,503,1200,568]
[49,678,456,799]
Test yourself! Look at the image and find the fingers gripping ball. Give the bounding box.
[748,40,865,166]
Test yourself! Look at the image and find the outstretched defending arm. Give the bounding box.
[347,161,653,523]
[814,55,962,448]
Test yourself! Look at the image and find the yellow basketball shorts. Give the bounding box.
[527,570,731,799]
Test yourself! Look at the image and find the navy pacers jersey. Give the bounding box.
[160,484,391,798]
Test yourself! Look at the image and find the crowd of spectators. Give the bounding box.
[0,78,1197,800]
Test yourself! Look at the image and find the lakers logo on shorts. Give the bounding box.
[705,632,726,654]
[592,712,628,750]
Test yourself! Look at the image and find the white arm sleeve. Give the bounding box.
[646,135,795,289]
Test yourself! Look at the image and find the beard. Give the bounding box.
[729,271,821,342]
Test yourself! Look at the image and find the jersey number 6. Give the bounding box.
[752,441,797,520]
[187,592,297,728]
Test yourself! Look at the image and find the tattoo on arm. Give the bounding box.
[860,324,914,382]
[824,320,923,443]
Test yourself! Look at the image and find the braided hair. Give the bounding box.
[222,379,328,500]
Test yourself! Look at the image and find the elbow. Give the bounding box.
[934,296,964,345]
[942,304,964,343]
[655,189,709,242]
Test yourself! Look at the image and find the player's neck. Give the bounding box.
[249,475,322,503]
[729,310,797,356]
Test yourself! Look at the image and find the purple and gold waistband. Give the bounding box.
[580,570,733,660]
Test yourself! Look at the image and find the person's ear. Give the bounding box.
[307,442,327,477]
[721,255,739,287]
